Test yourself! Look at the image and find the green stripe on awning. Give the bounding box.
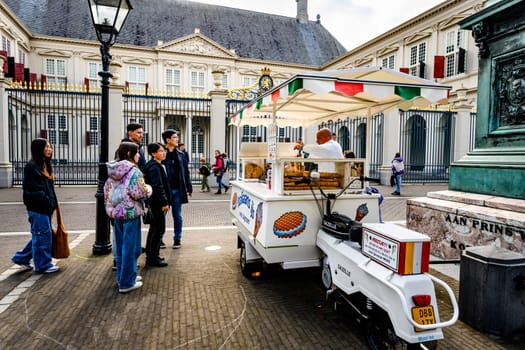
[288,78,303,96]
[256,99,262,110]
[395,86,421,100]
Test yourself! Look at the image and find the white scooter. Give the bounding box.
[304,173,459,350]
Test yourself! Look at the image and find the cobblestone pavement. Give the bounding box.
[0,184,522,349]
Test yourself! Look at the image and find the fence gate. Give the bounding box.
[123,94,211,183]
[8,88,101,185]
[399,110,456,183]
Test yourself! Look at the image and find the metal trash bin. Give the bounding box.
[459,246,525,336]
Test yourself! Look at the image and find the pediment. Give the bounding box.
[353,56,374,67]
[36,49,73,58]
[121,57,153,65]
[404,31,432,45]
[377,44,400,57]
[158,34,236,58]
[438,13,472,30]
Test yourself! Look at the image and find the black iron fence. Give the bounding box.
[319,113,384,178]
[8,88,101,185]
[399,110,456,183]
[123,94,211,183]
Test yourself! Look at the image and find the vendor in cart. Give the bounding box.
[302,128,343,172]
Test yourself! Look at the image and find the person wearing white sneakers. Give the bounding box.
[105,142,152,293]
[11,138,60,274]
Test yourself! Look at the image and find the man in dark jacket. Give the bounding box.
[122,122,146,170]
[143,143,171,266]
[162,129,192,249]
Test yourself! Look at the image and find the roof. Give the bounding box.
[2,0,347,66]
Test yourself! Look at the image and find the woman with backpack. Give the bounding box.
[211,150,229,195]
[104,142,152,293]
[391,152,405,196]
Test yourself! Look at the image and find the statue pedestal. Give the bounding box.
[407,191,525,259]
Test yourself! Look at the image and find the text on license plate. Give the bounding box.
[411,306,436,332]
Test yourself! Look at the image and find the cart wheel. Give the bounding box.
[239,242,262,278]
[321,256,332,290]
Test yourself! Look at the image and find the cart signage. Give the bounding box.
[362,228,399,271]
[267,123,277,161]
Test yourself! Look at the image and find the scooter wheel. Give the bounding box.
[321,256,332,290]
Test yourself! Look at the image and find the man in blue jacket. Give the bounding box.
[162,129,192,249]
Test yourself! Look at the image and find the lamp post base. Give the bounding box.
[92,242,112,256]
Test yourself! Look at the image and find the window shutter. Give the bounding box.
[6,57,15,78]
[14,63,24,82]
[86,131,91,146]
[399,67,409,74]
[40,129,48,139]
[457,48,466,74]
[145,82,149,96]
[24,68,30,83]
[84,77,90,93]
[40,74,47,86]
[418,61,426,79]
[433,56,445,78]
[125,81,129,93]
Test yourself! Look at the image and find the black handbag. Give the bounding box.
[390,174,397,187]
[142,202,154,224]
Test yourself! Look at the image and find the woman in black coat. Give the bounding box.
[143,143,171,267]
[12,138,60,274]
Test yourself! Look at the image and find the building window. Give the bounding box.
[2,36,11,56]
[409,42,426,78]
[243,76,257,87]
[45,58,67,86]
[191,71,205,93]
[88,62,102,90]
[166,68,181,92]
[45,115,68,145]
[222,74,228,89]
[18,49,26,65]
[192,126,204,159]
[381,55,395,70]
[128,66,146,90]
[445,30,467,77]
[87,116,99,146]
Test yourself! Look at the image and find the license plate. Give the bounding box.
[411,306,436,332]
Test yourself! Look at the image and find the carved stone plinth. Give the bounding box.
[407,190,525,260]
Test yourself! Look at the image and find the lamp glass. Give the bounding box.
[89,0,131,34]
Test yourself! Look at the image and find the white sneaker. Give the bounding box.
[15,262,33,270]
[44,265,60,274]
[119,281,143,293]
[136,276,142,282]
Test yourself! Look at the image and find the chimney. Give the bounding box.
[296,0,308,24]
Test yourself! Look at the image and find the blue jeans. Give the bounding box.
[396,174,402,193]
[12,211,53,273]
[113,218,140,289]
[216,171,227,191]
[171,189,183,242]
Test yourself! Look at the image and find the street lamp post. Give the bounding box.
[88,0,133,255]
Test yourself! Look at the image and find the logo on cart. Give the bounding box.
[238,192,255,219]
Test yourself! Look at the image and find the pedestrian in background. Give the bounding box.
[143,143,171,267]
[12,138,60,274]
[162,130,192,249]
[178,142,190,163]
[391,152,405,196]
[199,157,211,192]
[105,142,152,293]
[122,122,146,170]
[212,150,229,195]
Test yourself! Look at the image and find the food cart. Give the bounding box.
[229,67,451,275]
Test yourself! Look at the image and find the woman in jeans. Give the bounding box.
[12,138,60,274]
[105,142,152,293]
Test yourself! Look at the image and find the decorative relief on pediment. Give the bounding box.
[36,49,73,58]
[377,44,400,57]
[404,31,432,45]
[189,63,207,70]
[353,56,374,66]
[121,57,153,65]
[168,37,231,58]
[165,60,184,68]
